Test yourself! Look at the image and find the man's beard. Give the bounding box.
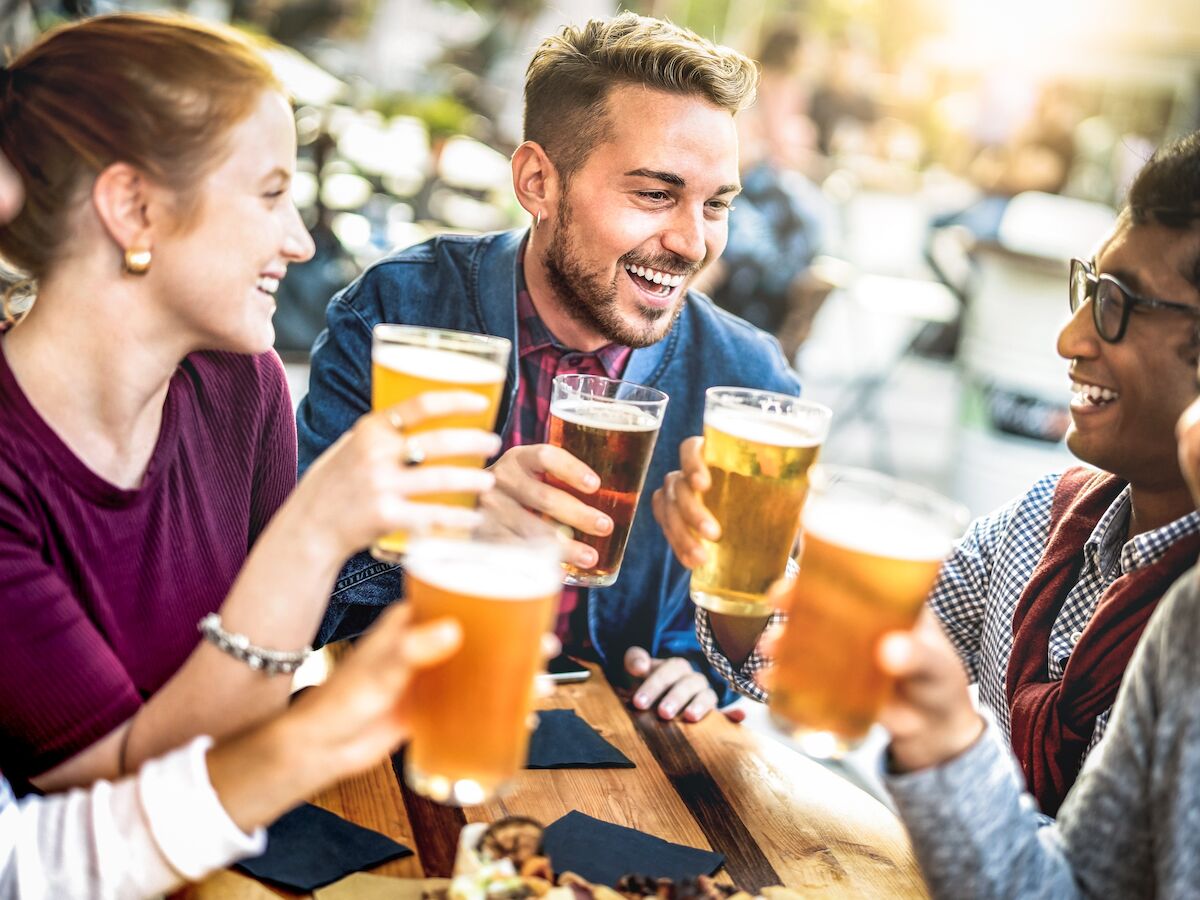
[542,197,698,349]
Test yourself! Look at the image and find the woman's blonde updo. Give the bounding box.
[0,13,282,288]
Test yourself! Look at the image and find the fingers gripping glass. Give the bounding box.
[1069,258,1200,343]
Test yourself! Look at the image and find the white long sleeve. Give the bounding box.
[0,736,266,900]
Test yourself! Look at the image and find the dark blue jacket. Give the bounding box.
[297,229,801,701]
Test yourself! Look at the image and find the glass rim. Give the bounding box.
[372,323,512,357]
[403,535,564,604]
[807,464,969,532]
[704,386,833,424]
[551,373,669,407]
[404,526,565,587]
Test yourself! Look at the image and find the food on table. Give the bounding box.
[440,818,804,900]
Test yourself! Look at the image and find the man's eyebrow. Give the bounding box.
[1107,267,1147,292]
[623,169,741,196]
[625,168,685,187]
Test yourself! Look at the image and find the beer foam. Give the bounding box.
[550,399,659,432]
[803,497,956,561]
[405,540,562,599]
[706,406,823,448]
[374,344,505,385]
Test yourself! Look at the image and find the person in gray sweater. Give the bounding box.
[879,339,1200,895]
[884,565,1200,898]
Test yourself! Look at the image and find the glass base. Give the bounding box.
[562,567,618,587]
[403,758,509,807]
[769,712,864,759]
[690,587,772,617]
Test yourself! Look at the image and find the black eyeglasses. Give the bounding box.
[1069,257,1200,343]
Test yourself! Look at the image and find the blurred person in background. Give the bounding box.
[297,11,801,722]
[654,131,1200,813]
[737,23,818,174]
[694,23,837,364]
[808,33,879,159]
[878,323,1200,898]
[967,83,1082,199]
[932,82,1088,250]
[0,14,497,794]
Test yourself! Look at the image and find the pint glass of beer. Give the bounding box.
[371,324,510,561]
[690,388,832,617]
[546,374,669,587]
[769,466,967,757]
[403,522,562,806]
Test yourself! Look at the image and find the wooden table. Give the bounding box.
[188,664,927,899]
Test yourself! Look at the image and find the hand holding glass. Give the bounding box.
[403,519,562,806]
[371,324,510,561]
[768,466,967,758]
[546,374,668,587]
[690,388,832,617]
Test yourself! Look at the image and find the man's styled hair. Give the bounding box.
[1127,131,1200,289]
[523,12,758,183]
[1128,131,1200,231]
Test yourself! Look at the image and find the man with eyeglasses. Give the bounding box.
[654,130,1200,816]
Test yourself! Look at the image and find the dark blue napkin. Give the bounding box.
[235,802,413,891]
[542,810,724,885]
[526,710,635,769]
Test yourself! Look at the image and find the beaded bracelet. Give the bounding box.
[197,613,312,676]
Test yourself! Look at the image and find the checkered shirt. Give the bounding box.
[696,471,1200,759]
[501,285,631,647]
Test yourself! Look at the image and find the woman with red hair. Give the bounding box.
[0,14,497,795]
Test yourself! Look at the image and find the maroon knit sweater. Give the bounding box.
[0,345,297,780]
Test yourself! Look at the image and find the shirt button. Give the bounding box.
[1070,631,1083,645]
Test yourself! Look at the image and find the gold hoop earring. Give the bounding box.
[124,248,152,275]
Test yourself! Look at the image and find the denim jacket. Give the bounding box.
[297,229,801,701]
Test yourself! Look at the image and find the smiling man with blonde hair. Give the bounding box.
[299,12,801,721]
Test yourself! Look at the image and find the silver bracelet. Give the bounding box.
[197,613,312,676]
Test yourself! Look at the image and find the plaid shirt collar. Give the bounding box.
[515,285,632,377]
[1083,485,1200,577]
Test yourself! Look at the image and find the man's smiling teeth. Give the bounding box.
[624,262,684,288]
[1072,381,1119,405]
[256,276,280,295]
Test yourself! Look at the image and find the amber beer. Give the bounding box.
[546,375,668,587]
[690,389,832,617]
[403,531,561,805]
[769,467,967,757]
[371,325,510,560]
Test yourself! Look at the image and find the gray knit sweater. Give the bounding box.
[885,566,1200,899]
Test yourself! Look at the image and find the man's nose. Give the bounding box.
[659,205,706,265]
[1056,295,1100,361]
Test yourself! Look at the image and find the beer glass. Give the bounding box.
[403,521,562,806]
[690,388,832,617]
[546,374,669,587]
[769,466,968,758]
[371,324,510,561]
